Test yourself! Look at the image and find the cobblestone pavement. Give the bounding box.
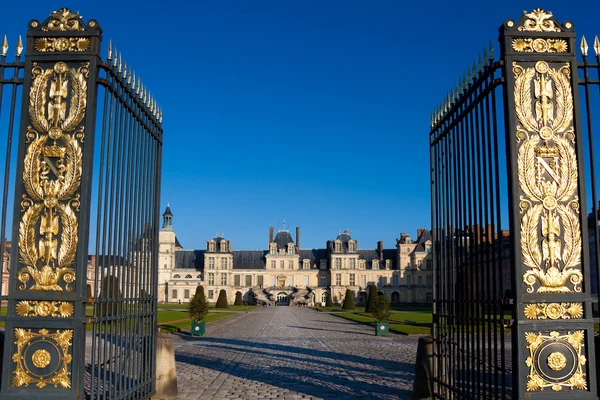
[170,306,419,399]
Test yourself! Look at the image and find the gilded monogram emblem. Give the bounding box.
[518,9,562,32]
[12,328,72,388]
[514,60,582,293]
[41,8,84,32]
[17,61,87,291]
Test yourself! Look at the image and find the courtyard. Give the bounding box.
[169,306,418,399]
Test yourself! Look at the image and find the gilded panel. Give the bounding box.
[11,328,73,388]
[513,60,583,293]
[524,303,583,319]
[17,61,88,292]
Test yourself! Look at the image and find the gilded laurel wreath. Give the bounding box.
[514,61,582,293]
[17,61,87,292]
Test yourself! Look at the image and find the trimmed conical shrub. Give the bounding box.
[365,284,378,312]
[215,289,229,308]
[234,291,243,306]
[342,289,355,310]
[188,285,209,322]
[326,291,334,307]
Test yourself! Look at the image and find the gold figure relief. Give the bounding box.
[525,330,587,391]
[524,302,583,319]
[514,60,582,293]
[512,38,568,53]
[17,61,87,292]
[41,8,85,32]
[518,9,562,32]
[34,37,90,53]
[12,328,72,388]
[15,300,73,317]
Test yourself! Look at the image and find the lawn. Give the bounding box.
[158,303,257,312]
[333,312,431,335]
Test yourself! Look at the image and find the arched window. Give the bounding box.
[185,274,192,279]
[321,292,328,304]
[173,274,180,279]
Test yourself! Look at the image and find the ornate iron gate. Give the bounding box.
[0,8,162,399]
[431,9,600,399]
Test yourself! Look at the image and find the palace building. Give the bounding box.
[159,206,433,306]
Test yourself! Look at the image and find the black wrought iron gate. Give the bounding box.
[0,9,162,399]
[431,8,600,399]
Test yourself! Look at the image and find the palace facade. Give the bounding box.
[159,206,433,306]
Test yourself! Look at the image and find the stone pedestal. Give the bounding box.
[412,335,433,399]
[152,335,178,399]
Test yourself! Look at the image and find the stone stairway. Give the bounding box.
[249,286,272,303]
[289,287,310,305]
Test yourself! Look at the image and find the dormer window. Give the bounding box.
[386,260,392,270]
[303,259,310,270]
[359,260,366,269]
[221,241,228,252]
[288,243,295,254]
[372,260,379,270]
[348,241,355,252]
[208,241,216,252]
[335,241,342,253]
[270,243,277,255]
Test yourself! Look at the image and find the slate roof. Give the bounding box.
[330,231,356,254]
[163,204,172,217]
[232,250,268,270]
[299,249,327,269]
[175,236,183,249]
[273,230,294,251]
[174,250,205,270]
[89,255,130,268]
[412,229,432,253]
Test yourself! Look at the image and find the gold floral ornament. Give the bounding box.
[17,61,88,292]
[15,300,73,317]
[11,328,72,388]
[518,9,562,32]
[525,330,587,391]
[41,8,85,32]
[524,303,583,319]
[514,60,583,293]
[512,38,568,53]
[34,37,90,53]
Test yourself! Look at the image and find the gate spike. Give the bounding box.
[15,36,23,57]
[581,35,589,57]
[136,77,141,96]
[127,69,132,86]
[0,35,7,57]
[489,40,494,61]
[594,35,600,57]
[123,61,127,79]
[118,53,122,74]
[131,71,135,87]
[483,46,488,64]
[112,47,118,67]
[478,53,483,73]
[472,60,477,78]
[107,39,112,61]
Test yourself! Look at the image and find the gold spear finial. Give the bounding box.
[0,35,8,57]
[16,36,23,57]
[595,35,600,56]
[107,39,112,61]
[581,35,589,57]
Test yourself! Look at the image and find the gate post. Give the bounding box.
[500,9,597,397]
[0,9,101,399]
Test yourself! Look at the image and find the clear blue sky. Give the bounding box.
[1,1,599,250]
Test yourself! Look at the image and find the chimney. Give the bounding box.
[417,228,424,238]
[269,226,274,246]
[378,241,384,261]
[296,226,300,252]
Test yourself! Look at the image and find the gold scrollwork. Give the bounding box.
[518,9,562,32]
[12,328,72,388]
[17,61,87,292]
[34,37,90,53]
[41,8,85,32]
[525,331,587,391]
[15,300,73,317]
[514,60,582,293]
[512,38,567,53]
[524,303,583,319]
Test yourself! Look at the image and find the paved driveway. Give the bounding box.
[171,306,418,399]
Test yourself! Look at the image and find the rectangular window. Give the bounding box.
[336,273,341,286]
[221,273,227,285]
[288,276,294,286]
[304,276,309,286]
[234,275,241,286]
[184,289,190,299]
[245,275,252,287]
[426,259,433,270]
[349,259,356,269]
[271,276,276,286]
[335,258,341,269]
[427,276,432,287]
[163,263,167,269]
[172,289,177,299]
[208,272,215,285]
[408,276,412,287]
[221,257,227,269]
[320,275,327,286]
[209,257,215,269]
[257,275,264,286]
[208,290,214,299]
[418,276,423,287]
[280,261,284,269]
[426,293,432,302]
[393,275,399,287]
[360,275,366,287]
[349,274,355,286]
[289,261,294,269]
[271,260,276,269]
